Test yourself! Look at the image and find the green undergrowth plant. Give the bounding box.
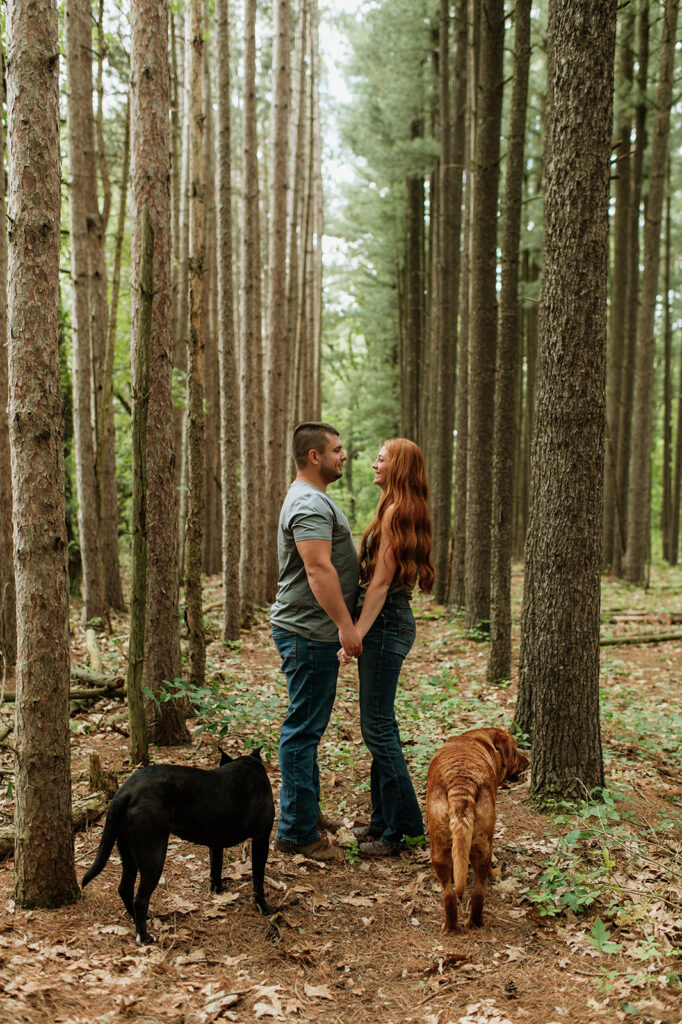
[143,675,287,758]
[518,786,680,936]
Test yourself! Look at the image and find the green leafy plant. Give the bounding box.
[589,917,622,954]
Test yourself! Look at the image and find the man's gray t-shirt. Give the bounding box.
[270,481,359,642]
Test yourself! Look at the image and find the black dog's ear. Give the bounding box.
[249,747,263,761]
[218,747,233,765]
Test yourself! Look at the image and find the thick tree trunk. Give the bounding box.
[130,0,188,745]
[265,0,291,598]
[240,0,266,620]
[7,0,79,906]
[0,51,16,674]
[488,0,531,684]
[184,0,206,690]
[216,0,241,641]
[517,0,616,801]
[464,0,504,631]
[65,0,107,625]
[623,0,679,585]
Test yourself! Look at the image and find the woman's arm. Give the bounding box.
[355,506,398,639]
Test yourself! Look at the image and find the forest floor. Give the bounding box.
[0,565,681,1024]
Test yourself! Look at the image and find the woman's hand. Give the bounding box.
[337,647,354,666]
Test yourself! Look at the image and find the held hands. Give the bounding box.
[338,622,362,660]
[337,647,354,666]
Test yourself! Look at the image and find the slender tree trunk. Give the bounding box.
[464,0,504,631]
[286,0,308,437]
[7,0,79,906]
[602,10,634,571]
[432,0,465,604]
[516,0,616,800]
[216,0,241,640]
[184,0,206,690]
[662,182,673,561]
[613,2,649,575]
[65,0,107,625]
[671,331,682,565]
[449,0,477,609]
[130,0,188,745]
[488,0,530,684]
[127,203,152,768]
[0,50,16,675]
[92,0,124,612]
[106,98,130,468]
[240,0,266,618]
[623,0,679,585]
[265,0,291,598]
[402,122,425,442]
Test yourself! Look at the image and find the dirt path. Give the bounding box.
[1,570,681,1024]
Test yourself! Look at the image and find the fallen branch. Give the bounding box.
[600,632,682,647]
[0,790,108,860]
[2,682,124,704]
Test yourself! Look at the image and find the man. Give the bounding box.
[271,422,361,860]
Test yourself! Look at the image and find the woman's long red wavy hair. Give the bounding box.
[359,438,435,593]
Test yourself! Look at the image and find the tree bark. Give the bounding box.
[516,0,616,801]
[240,0,266,619]
[464,0,504,631]
[488,0,531,683]
[127,203,152,768]
[130,0,188,745]
[623,0,679,585]
[662,182,673,562]
[0,50,17,675]
[602,10,634,571]
[7,0,79,906]
[184,0,206,690]
[216,0,241,641]
[65,0,107,625]
[613,2,649,575]
[265,0,291,598]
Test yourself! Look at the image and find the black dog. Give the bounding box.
[82,748,275,943]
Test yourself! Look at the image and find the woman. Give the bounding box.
[341,438,434,857]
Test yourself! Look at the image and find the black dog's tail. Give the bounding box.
[81,791,127,888]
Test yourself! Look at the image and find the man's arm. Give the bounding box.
[296,538,362,656]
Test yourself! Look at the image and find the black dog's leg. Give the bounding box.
[251,833,273,915]
[209,846,223,893]
[133,836,168,944]
[117,836,137,921]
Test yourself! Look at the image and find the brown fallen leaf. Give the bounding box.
[303,982,334,1000]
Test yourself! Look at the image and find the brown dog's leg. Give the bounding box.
[466,848,491,928]
[431,856,458,933]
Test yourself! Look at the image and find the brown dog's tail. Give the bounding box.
[448,792,475,898]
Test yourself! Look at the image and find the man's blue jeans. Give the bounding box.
[273,627,340,844]
[358,593,424,848]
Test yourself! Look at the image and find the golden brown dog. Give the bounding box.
[426,727,528,933]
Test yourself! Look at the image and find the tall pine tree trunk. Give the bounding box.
[623,0,679,585]
[464,0,504,631]
[516,0,616,800]
[488,0,530,683]
[130,0,188,745]
[216,0,241,640]
[0,50,16,674]
[265,0,291,597]
[184,0,206,690]
[240,0,266,618]
[7,0,79,906]
[65,0,106,625]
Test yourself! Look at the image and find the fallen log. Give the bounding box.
[71,667,124,687]
[600,632,682,647]
[3,682,124,704]
[0,790,108,860]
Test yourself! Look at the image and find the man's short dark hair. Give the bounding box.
[292,422,339,468]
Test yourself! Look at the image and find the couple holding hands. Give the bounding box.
[271,422,434,861]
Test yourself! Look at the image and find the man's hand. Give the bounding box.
[339,622,362,658]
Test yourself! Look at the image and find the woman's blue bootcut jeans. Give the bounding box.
[358,592,424,848]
